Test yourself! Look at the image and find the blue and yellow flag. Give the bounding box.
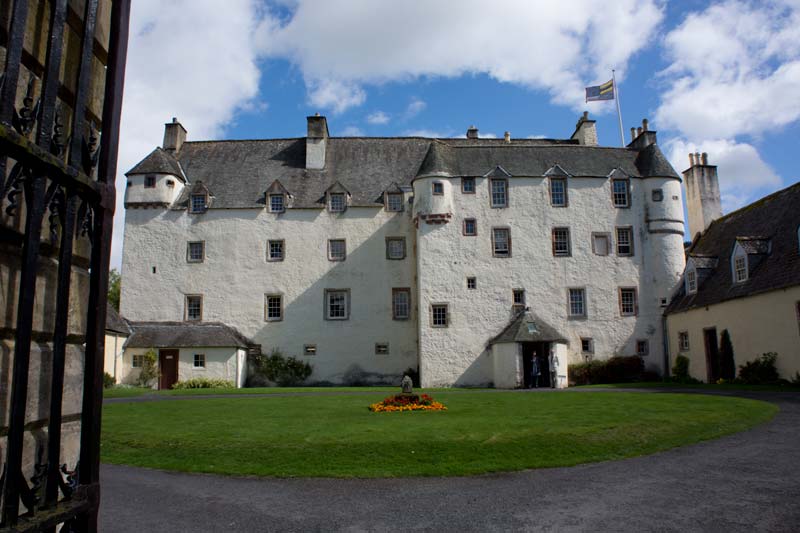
[585,79,614,102]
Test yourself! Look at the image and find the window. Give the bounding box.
[461,177,475,193]
[431,304,449,327]
[581,338,593,354]
[679,331,690,351]
[463,218,477,236]
[686,268,697,293]
[616,227,634,256]
[269,194,285,213]
[392,288,410,320]
[660,298,668,307]
[187,241,204,263]
[568,288,586,317]
[652,189,663,202]
[386,193,403,212]
[265,294,283,321]
[190,194,206,213]
[619,288,638,316]
[552,227,571,257]
[612,178,630,207]
[513,289,525,306]
[185,295,203,321]
[268,240,284,261]
[166,179,174,188]
[193,354,206,368]
[432,182,444,195]
[328,239,346,261]
[490,178,508,207]
[329,193,346,212]
[303,344,317,356]
[325,289,349,320]
[386,237,406,260]
[636,340,649,356]
[375,343,389,355]
[492,227,511,257]
[132,354,144,368]
[466,277,476,289]
[734,255,748,283]
[144,175,156,188]
[550,178,567,207]
[592,233,610,256]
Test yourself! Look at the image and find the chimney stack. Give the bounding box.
[163,117,187,152]
[504,131,511,143]
[306,113,329,170]
[570,111,598,146]
[683,151,722,241]
[466,125,479,139]
[626,118,658,150]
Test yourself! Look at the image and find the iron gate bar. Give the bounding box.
[67,0,98,172]
[0,0,27,123]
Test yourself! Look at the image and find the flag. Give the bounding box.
[585,79,614,102]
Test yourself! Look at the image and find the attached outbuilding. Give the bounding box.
[122,322,252,389]
[489,311,570,389]
[104,307,131,384]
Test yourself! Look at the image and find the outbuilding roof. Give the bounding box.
[666,181,800,314]
[124,322,252,349]
[126,147,184,179]
[127,134,679,210]
[105,306,130,336]
[488,310,569,345]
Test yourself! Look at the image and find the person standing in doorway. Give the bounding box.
[531,352,540,388]
[549,351,559,389]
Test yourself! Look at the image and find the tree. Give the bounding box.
[719,329,736,381]
[108,268,121,312]
[137,349,160,388]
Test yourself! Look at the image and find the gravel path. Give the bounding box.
[99,390,800,532]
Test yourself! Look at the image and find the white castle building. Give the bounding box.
[119,113,687,388]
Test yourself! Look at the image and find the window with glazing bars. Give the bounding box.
[187,241,204,262]
[266,294,282,321]
[686,269,697,292]
[431,304,449,327]
[386,193,403,211]
[679,332,690,351]
[616,227,633,256]
[326,290,349,319]
[329,193,346,212]
[193,354,206,368]
[490,179,507,207]
[492,228,511,257]
[619,288,638,316]
[463,218,477,236]
[734,255,747,282]
[612,179,630,207]
[386,237,406,259]
[392,288,410,320]
[568,288,586,317]
[552,227,571,256]
[550,178,567,206]
[191,194,207,213]
[186,295,203,321]
[269,194,285,213]
[328,239,346,261]
[268,240,284,261]
[462,177,475,193]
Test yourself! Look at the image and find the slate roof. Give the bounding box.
[124,322,252,349]
[666,181,800,314]
[488,310,569,345]
[105,307,130,336]
[126,147,184,179]
[126,135,679,210]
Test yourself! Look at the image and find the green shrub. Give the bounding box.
[672,354,690,379]
[249,349,312,387]
[136,349,160,388]
[738,352,779,384]
[103,372,115,389]
[569,356,645,385]
[172,378,235,389]
[719,330,736,381]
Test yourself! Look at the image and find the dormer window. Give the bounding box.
[145,175,156,188]
[329,192,346,212]
[386,193,403,212]
[686,268,697,293]
[733,253,748,283]
[190,193,207,213]
[269,194,285,213]
[612,178,630,207]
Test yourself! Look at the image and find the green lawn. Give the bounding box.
[101,390,777,478]
[576,382,800,392]
[102,386,401,399]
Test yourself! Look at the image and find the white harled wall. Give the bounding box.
[121,201,418,385]
[414,174,685,387]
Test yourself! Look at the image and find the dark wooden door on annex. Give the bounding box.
[159,349,179,390]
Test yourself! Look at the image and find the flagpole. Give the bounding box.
[613,69,625,147]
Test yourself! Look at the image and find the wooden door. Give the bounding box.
[703,328,719,383]
[159,349,179,390]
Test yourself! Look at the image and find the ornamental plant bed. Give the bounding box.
[369,393,447,412]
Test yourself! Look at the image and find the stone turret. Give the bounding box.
[683,152,722,241]
[306,113,329,170]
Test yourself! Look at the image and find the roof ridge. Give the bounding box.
[705,180,800,230]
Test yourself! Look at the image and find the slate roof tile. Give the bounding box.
[124,321,252,349]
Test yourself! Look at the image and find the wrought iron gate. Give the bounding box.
[1,0,130,530]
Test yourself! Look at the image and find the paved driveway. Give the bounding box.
[99,390,800,532]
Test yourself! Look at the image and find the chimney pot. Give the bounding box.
[689,153,695,166]
[701,152,708,165]
[172,117,177,123]
[466,125,479,139]
[582,111,589,120]
[315,112,320,117]
[637,127,643,136]
[503,131,511,142]
[630,127,636,142]
[642,118,648,131]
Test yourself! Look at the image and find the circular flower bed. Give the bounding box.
[369,393,447,412]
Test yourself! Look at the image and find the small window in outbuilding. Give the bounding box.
[132,355,144,368]
[193,354,206,368]
[304,344,317,356]
[679,331,690,351]
[144,175,156,188]
[375,343,389,355]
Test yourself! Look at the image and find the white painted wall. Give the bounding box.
[103,332,126,383]
[124,173,184,205]
[492,343,522,388]
[121,204,418,385]
[414,174,685,387]
[120,346,241,386]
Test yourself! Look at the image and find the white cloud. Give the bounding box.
[257,0,665,113]
[339,125,364,136]
[111,0,265,270]
[405,98,426,119]
[402,129,451,138]
[655,1,800,139]
[366,111,390,125]
[664,137,782,212]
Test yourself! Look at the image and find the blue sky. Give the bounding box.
[113,0,800,269]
